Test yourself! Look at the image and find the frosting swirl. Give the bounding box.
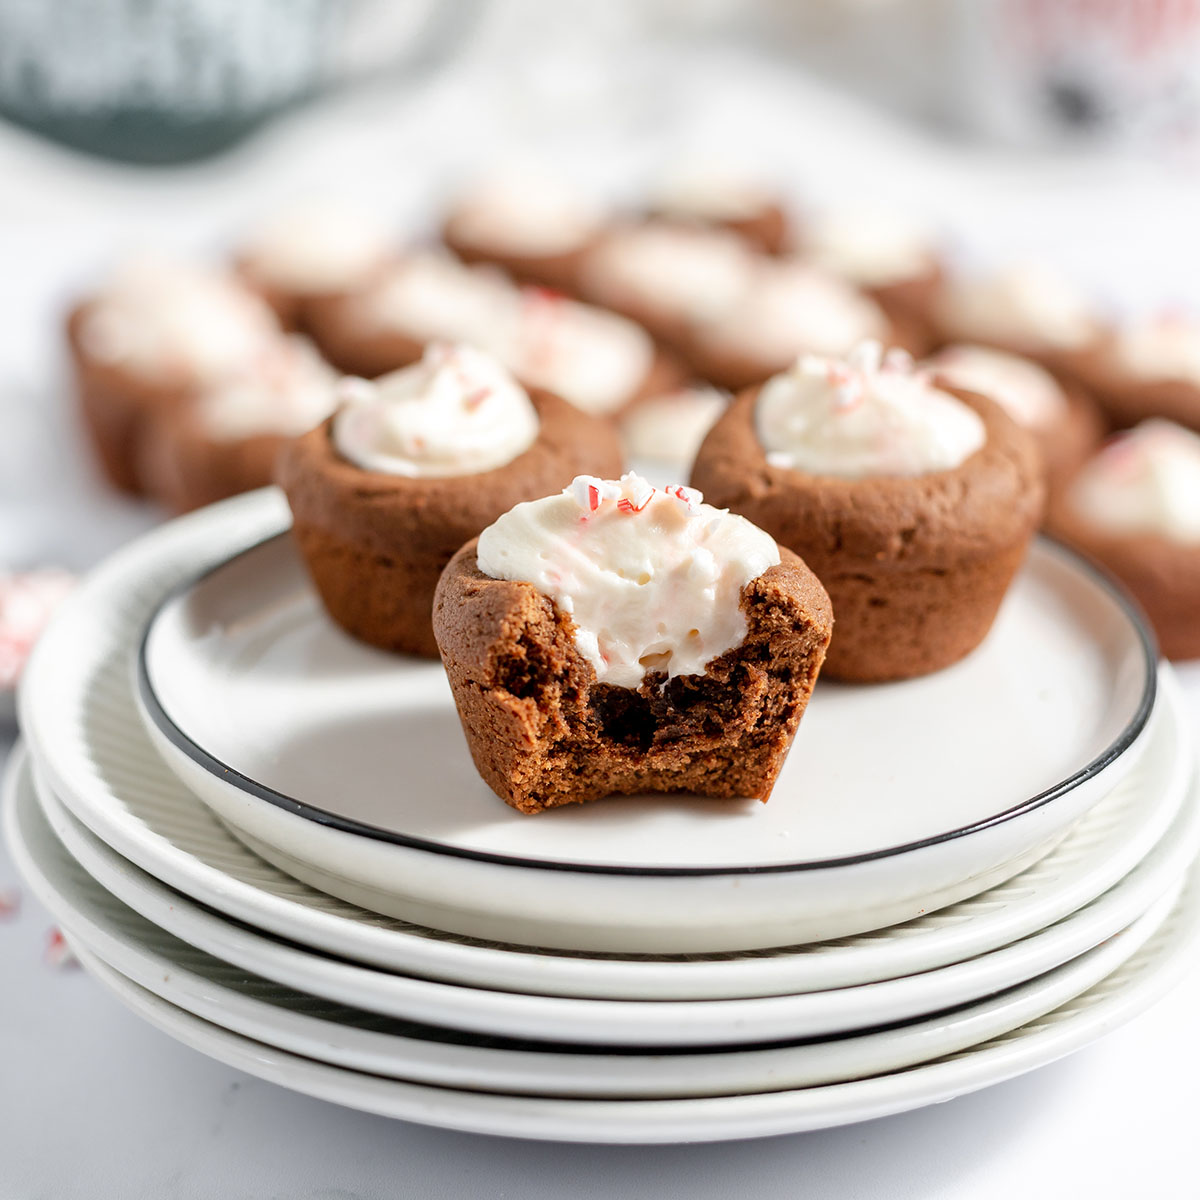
[1113,314,1200,386]
[477,473,780,689]
[332,344,538,478]
[621,385,729,470]
[756,341,987,479]
[241,199,392,294]
[805,209,935,288]
[1068,420,1200,544]
[196,337,338,441]
[79,257,280,386]
[926,344,1067,430]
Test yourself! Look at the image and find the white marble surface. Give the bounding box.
[3,24,1200,1197]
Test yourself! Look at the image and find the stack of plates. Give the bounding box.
[6,489,1198,1144]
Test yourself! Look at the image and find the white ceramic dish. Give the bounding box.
[123,493,1155,951]
[23,750,1200,1049]
[5,749,1188,1100]
[30,667,1193,1001]
[56,872,1200,1143]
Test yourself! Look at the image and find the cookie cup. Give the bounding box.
[277,391,623,658]
[690,388,1045,682]
[433,541,832,813]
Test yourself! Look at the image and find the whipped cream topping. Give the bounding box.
[621,386,729,470]
[582,224,758,325]
[1069,420,1200,544]
[363,253,515,347]
[701,261,889,367]
[650,165,776,222]
[925,344,1068,430]
[79,257,280,386]
[938,264,1098,351]
[196,336,338,441]
[1112,314,1200,386]
[447,168,603,256]
[757,341,987,479]
[476,473,780,689]
[332,343,538,477]
[241,199,392,294]
[503,290,656,416]
[804,209,935,287]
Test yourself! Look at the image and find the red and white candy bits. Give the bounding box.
[0,569,74,691]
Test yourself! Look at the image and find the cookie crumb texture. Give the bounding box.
[434,543,832,814]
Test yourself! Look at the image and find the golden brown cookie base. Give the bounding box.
[1047,500,1200,661]
[1072,347,1200,437]
[277,391,624,658]
[690,386,1044,682]
[433,544,833,813]
[441,225,593,294]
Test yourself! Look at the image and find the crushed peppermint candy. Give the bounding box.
[478,474,779,688]
[0,569,75,691]
[45,927,79,969]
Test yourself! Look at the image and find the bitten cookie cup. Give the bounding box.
[277,391,623,659]
[690,387,1045,683]
[433,541,832,814]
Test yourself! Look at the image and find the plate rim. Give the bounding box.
[136,528,1159,878]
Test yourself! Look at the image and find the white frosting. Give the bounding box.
[804,209,935,288]
[80,257,280,386]
[332,343,538,478]
[757,341,987,479]
[926,344,1067,430]
[195,336,338,441]
[447,169,602,256]
[241,200,392,294]
[502,291,656,416]
[650,166,776,222]
[476,473,780,689]
[700,261,889,367]
[938,264,1098,351]
[582,224,757,325]
[1113,316,1200,386]
[621,386,729,470]
[363,253,515,348]
[1069,420,1200,544]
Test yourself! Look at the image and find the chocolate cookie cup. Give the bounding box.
[433,540,832,814]
[67,302,193,494]
[277,390,623,659]
[691,382,1044,682]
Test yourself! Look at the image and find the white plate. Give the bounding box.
[22,749,1200,1049]
[118,493,1155,951]
[5,749,1188,1099]
[32,670,1194,1002]
[54,871,1200,1143]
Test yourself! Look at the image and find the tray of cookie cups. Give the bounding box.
[66,255,283,494]
[645,162,793,255]
[276,342,623,659]
[304,250,685,421]
[928,262,1105,380]
[233,198,397,334]
[798,207,944,351]
[1070,313,1200,437]
[1047,420,1200,662]
[439,166,606,293]
[137,335,338,514]
[924,343,1107,500]
[691,341,1046,682]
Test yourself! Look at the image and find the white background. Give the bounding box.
[2,13,1200,1197]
